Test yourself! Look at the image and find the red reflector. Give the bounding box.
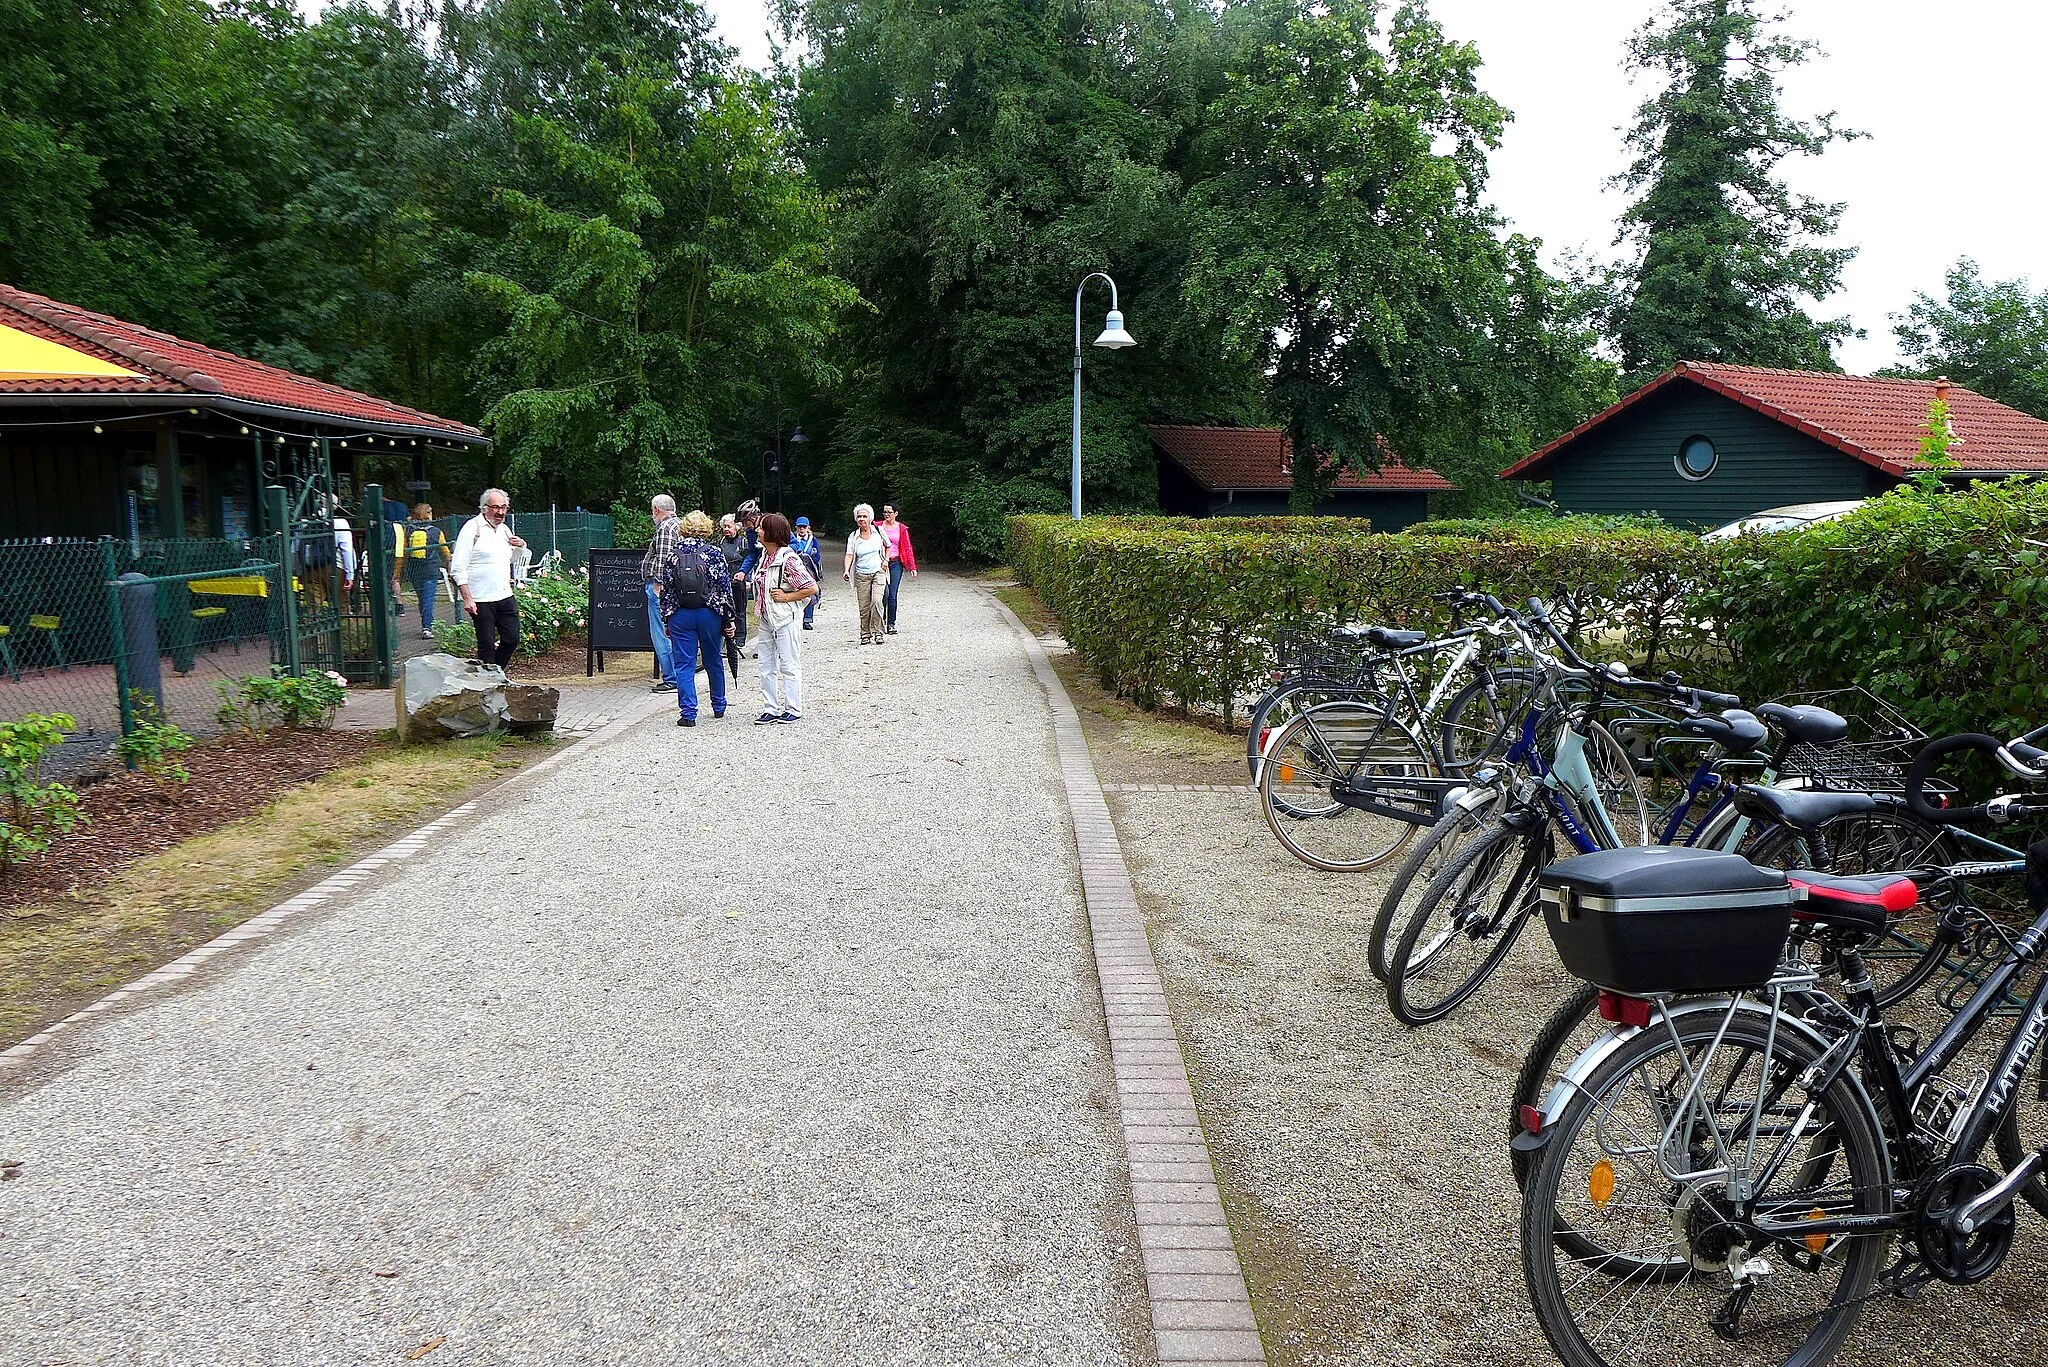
[1518,1104,1544,1136]
[1259,728,1272,754]
[1598,990,1653,1028]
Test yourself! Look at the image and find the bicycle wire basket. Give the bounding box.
[1775,685,1932,795]
[1270,625,1379,690]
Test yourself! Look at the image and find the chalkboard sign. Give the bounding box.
[586,547,652,675]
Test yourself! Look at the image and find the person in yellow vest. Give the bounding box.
[399,503,451,638]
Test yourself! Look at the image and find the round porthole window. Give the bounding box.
[1676,434,1718,481]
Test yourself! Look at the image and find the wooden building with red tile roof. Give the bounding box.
[1147,424,1454,530]
[0,283,485,541]
[1500,361,2048,528]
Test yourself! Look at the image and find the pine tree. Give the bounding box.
[1608,0,1860,382]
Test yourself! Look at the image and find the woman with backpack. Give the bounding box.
[400,503,450,638]
[749,513,817,724]
[662,510,734,728]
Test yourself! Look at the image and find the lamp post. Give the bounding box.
[1072,272,1136,519]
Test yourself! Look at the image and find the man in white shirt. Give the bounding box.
[450,487,528,667]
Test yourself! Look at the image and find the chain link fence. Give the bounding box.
[429,510,614,573]
[0,536,296,777]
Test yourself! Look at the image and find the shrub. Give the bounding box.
[429,566,588,659]
[0,712,84,875]
[217,668,349,731]
[115,693,195,794]
[1009,488,2048,740]
[1009,515,1705,718]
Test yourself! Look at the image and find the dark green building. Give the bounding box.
[1501,362,2048,527]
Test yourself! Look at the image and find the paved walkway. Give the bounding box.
[0,569,1200,1366]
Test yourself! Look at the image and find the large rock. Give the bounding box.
[403,653,558,741]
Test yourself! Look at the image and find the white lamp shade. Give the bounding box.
[1094,309,1136,349]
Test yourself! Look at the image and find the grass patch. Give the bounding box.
[993,583,1056,637]
[0,733,549,1046]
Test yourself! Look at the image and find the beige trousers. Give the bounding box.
[855,569,887,638]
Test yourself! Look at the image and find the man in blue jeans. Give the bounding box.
[791,516,823,629]
[640,494,683,692]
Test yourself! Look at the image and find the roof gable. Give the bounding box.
[1502,362,2048,481]
[1148,424,1455,493]
[0,283,483,442]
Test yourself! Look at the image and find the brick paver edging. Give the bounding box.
[0,688,670,1083]
[987,603,1267,1367]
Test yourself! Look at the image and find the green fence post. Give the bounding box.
[103,539,134,749]
[267,484,301,676]
[363,482,393,687]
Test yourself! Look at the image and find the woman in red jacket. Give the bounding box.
[877,503,918,635]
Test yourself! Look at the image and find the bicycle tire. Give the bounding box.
[1366,789,1500,983]
[1522,1010,1889,1367]
[1385,820,1542,1025]
[1258,702,1431,872]
[1510,981,1603,1189]
[1439,668,1539,775]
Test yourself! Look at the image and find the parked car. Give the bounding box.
[1701,499,1866,541]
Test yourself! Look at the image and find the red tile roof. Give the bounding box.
[1147,424,1455,493]
[0,283,484,442]
[1501,361,2048,481]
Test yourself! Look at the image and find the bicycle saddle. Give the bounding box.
[1756,702,1849,747]
[1681,708,1768,757]
[1365,627,1428,650]
[1728,783,1876,831]
[1784,868,1917,939]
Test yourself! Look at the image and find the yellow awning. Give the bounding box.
[0,322,141,380]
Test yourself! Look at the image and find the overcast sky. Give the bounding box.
[701,0,2046,375]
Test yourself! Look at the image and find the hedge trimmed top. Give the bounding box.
[1009,484,2048,738]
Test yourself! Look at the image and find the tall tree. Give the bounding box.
[1889,259,2048,421]
[792,0,1257,546]
[450,0,857,511]
[1187,0,1609,512]
[1607,0,1860,381]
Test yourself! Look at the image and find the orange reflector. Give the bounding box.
[1589,1159,1615,1210]
[1804,1208,1828,1254]
[1278,763,1295,784]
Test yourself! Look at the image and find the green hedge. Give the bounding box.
[1008,486,2048,735]
[1008,514,1707,717]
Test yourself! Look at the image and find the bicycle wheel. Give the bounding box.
[1439,668,1540,775]
[1573,721,1651,848]
[1740,809,1957,1008]
[1522,1010,1889,1367]
[1511,981,1604,1189]
[1245,682,1381,783]
[1259,703,1432,872]
[1367,789,1501,983]
[1386,819,1543,1025]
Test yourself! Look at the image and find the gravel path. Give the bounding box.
[0,568,1148,1366]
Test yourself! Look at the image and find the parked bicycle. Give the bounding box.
[1513,729,2048,1367]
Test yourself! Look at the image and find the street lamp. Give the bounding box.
[1072,272,1136,519]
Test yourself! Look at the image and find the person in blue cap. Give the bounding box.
[790,516,823,629]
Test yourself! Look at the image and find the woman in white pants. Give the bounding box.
[749,513,818,723]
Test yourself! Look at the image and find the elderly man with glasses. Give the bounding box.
[450,487,529,668]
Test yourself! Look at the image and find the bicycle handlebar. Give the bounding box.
[1522,595,1738,712]
[1905,731,2048,824]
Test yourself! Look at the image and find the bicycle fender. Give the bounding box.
[1521,997,1885,1180]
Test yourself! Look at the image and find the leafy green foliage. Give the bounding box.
[0,712,84,875]
[216,668,348,731]
[1890,260,2048,421]
[1018,488,2048,741]
[1185,0,1611,513]
[1010,514,1706,715]
[1606,0,1860,380]
[430,566,587,658]
[114,693,195,794]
